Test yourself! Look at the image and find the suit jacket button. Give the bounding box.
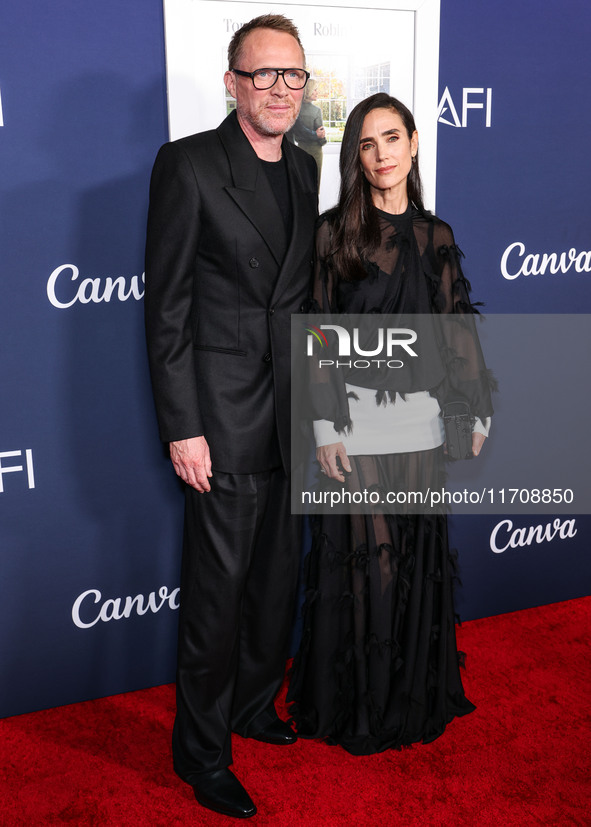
[249,257,260,268]
[269,307,275,315]
[263,352,272,363]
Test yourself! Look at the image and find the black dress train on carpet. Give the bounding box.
[287,205,494,755]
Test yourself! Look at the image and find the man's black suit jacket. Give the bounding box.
[145,110,318,474]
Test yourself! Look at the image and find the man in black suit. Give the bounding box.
[144,14,317,819]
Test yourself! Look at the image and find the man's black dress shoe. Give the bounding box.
[250,718,297,745]
[192,768,256,819]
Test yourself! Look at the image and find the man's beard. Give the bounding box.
[238,100,298,137]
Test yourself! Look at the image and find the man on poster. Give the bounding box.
[144,14,317,820]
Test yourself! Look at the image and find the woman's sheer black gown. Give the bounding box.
[287,206,494,754]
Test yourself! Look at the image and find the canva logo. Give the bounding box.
[490,517,577,554]
[501,243,591,280]
[306,324,418,370]
[0,449,35,493]
[47,264,145,308]
[72,586,180,629]
[438,87,492,128]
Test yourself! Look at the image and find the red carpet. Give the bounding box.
[1,597,590,826]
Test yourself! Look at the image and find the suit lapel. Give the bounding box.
[270,138,317,304]
[218,112,286,266]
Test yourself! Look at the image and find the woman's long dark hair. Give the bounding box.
[331,93,425,281]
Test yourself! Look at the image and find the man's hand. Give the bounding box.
[170,436,212,492]
[316,441,351,482]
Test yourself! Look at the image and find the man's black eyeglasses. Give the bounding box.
[232,68,310,90]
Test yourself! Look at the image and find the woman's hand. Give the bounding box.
[317,442,352,482]
[472,432,486,457]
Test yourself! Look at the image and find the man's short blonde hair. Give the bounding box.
[227,14,305,69]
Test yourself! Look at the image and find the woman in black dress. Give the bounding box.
[288,93,494,755]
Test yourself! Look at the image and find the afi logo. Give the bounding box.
[438,87,492,128]
[0,449,35,492]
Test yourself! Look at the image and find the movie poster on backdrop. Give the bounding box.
[162,0,441,212]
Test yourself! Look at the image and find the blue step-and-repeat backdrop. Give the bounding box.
[1,0,589,717]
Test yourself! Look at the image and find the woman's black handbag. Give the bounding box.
[442,401,474,460]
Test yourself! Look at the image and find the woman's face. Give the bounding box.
[358,108,418,202]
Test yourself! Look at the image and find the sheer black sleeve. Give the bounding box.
[430,220,495,420]
[306,216,353,435]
